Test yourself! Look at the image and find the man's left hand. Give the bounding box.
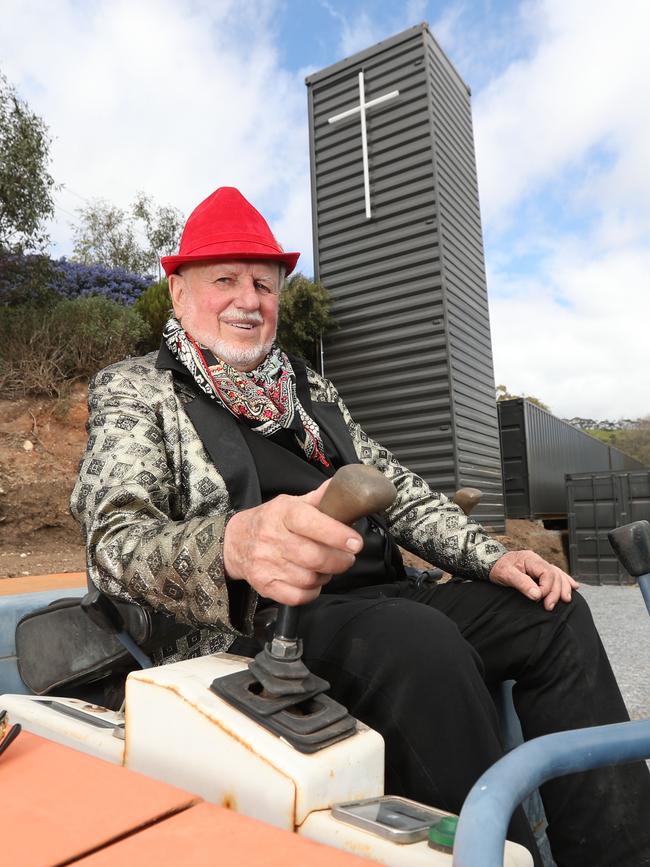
[489,550,580,610]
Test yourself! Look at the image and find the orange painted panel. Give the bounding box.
[0,732,198,867]
[0,572,86,596]
[76,801,380,866]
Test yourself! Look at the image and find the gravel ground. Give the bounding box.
[578,584,649,720]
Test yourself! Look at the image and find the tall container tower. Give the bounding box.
[306,23,505,530]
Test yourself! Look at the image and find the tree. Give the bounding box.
[496,384,551,413]
[72,192,185,278]
[132,192,185,280]
[72,199,149,275]
[134,278,172,351]
[0,71,55,252]
[277,273,336,368]
[588,418,650,466]
[617,418,650,466]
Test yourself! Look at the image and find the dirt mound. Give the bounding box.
[0,386,569,581]
[0,387,88,578]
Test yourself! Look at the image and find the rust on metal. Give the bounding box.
[124,678,298,823]
[221,793,237,810]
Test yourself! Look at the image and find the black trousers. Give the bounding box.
[292,579,650,867]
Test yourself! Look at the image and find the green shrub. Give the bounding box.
[134,278,172,351]
[0,295,148,397]
[277,273,335,367]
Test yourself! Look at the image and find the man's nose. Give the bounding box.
[233,276,261,309]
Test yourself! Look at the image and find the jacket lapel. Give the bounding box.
[311,402,361,467]
[287,353,361,469]
[155,339,189,376]
[156,341,261,511]
[184,395,262,511]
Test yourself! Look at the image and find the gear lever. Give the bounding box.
[212,465,397,753]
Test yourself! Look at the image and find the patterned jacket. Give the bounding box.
[70,346,507,663]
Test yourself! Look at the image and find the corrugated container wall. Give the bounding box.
[306,24,505,531]
[567,471,650,584]
[498,399,645,519]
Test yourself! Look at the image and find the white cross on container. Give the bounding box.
[327,70,399,220]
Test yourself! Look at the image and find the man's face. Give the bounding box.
[169,260,282,372]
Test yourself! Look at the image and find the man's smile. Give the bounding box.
[222,319,261,332]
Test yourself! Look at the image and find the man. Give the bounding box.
[71,186,649,866]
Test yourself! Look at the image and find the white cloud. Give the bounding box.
[489,237,650,417]
[1,0,310,262]
[474,0,650,228]
[472,0,650,418]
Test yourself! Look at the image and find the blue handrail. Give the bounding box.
[453,719,650,867]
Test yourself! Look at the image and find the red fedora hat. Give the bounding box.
[161,187,300,277]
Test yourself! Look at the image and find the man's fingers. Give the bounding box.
[279,533,356,575]
[243,555,334,604]
[540,567,575,606]
[224,489,364,601]
[265,580,324,607]
[535,558,579,609]
[270,562,332,590]
[283,496,363,553]
[491,550,580,610]
[537,566,563,610]
[492,564,542,600]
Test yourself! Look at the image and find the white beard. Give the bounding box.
[202,334,275,370]
[183,312,274,371]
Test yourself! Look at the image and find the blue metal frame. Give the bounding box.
[453,718,650,867]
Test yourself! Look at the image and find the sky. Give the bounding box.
[1,0,649,420]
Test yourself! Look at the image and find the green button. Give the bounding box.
[428,815,458,852]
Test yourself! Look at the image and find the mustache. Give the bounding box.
[218,309,264,325]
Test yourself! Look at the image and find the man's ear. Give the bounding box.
[168,272,186,318]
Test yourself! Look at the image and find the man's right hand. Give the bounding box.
[223,480,364,605]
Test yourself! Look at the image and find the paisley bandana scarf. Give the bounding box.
[163,316,330,467]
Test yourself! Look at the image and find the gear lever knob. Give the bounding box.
[274,466,397,641]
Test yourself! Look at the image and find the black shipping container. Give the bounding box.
[498,399,644,520]
[306,24,505,531]
[567,471,650,584]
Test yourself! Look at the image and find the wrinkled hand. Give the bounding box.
[489,550,580,610]
[223,480,364,606]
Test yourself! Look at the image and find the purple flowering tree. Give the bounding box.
[0,251,151,306]
[47,258,152,305]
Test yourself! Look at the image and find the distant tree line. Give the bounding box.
[585,422,650,467]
